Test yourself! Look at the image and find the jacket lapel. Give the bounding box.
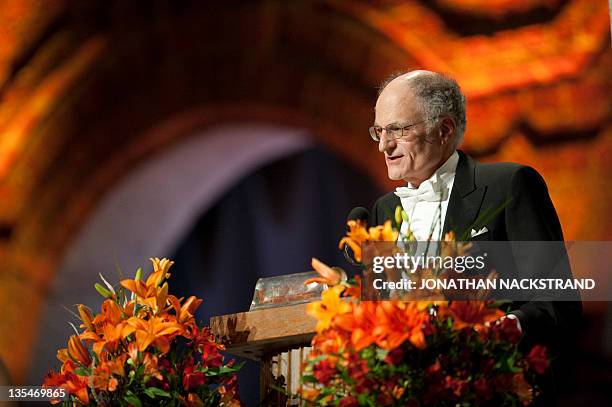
[442,151,487,240]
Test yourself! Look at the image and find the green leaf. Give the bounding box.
[268,383,290,396]
[73,367,90,376]
[143,387,171,399]
[307,354,328,364]
[218,365,241,374]
[357,393,372,406]
[136,363,145,377]
[360,347,375,360]
[204,363,244,377]
[124,392,142,407]
[494,353,522,373]
[375,348,389,361]
[301,375,318,384]
[94,283,113,298]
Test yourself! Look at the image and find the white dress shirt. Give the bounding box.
[395,151,459,242]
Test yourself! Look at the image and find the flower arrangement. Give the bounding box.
[300,219,549,406]
[43,258,242,406]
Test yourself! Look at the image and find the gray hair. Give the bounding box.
[378,70,467,148]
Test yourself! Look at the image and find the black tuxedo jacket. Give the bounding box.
[370,150,582,363]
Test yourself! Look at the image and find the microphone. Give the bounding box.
[343,207,370,265]
[347,206,370,223]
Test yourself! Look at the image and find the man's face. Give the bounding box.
[374,82,449,184]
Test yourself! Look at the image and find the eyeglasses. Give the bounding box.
[369,119,429,142]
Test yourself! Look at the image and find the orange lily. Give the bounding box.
[307,285,352,333]
[92,365,119,392]
[185,393,205,407]
[338,220,370,262]
[219,385,242,407]
[299,387,321,402]
[44,368,90,405]
[310,328,350,355]
[372,301,429,350]
[135,281,171,315]
[77,304,95,332]
[125,316,183,353]
[120,258,173,296]
[91,354,127,391]
[80,300,133,355]
[60,359,77,375]
[67,335,91,366]
[416,300,447,312]
[83,320,132,355]
[56,347,69,364]
[151,257,174,273]
[444,301,505,330]
[512,373,533,404]
[156,282,169,310]
[304,258,346,286]
[345,220,370,242]
[68,377,90,405]
[368,220,399,242]
[335,301,379,351]
[338,220,399,262]
[127,341,140,364]
[92,299,124,327]
[168,295,203,324]
[142,352,163,381]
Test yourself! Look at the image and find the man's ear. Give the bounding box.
[439,117,456,144]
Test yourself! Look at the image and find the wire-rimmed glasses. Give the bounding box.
[369,119,429,141]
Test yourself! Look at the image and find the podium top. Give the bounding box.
[209,302,316,361]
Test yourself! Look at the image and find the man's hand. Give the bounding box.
[484,313,523,334]
[504,313,522,333]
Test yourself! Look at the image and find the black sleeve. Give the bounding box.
[505,166,564,241]
[504,166,582,347]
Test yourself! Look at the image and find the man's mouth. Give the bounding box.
[386,155,403,162]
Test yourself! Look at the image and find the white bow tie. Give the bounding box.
[394,179,448,202]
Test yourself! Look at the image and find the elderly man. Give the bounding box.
[369,70,581,402]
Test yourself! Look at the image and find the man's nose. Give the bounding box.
[378,130,395,153]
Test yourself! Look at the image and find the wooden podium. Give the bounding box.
[210,302,317,405]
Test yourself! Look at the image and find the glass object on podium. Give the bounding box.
[211,271,323,405]
[249,271,326,311]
